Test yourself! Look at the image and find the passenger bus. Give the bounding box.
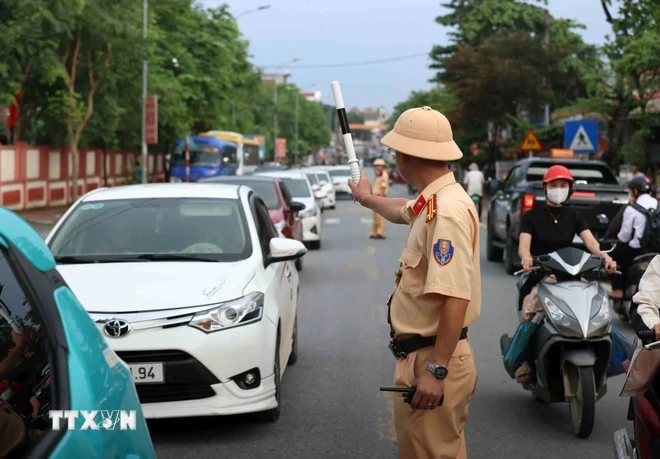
[199,131,245,175]
[242,137,261,174]
[169,136,239,182]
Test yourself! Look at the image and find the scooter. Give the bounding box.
[613,252,658,322]
[613,329,660,459]
[500,246,616,438]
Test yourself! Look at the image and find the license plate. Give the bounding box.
[128,363,164,384]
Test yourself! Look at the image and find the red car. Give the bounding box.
[201,175,306,269]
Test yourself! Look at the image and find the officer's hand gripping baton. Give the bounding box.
[330,81,361,185]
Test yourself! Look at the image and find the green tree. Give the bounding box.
[347,110,364,124]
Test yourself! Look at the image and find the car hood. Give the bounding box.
[56,262,255,313]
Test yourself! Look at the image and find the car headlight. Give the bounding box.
[300,208,315,218]
[543,297,581,337]
[170,176,182,183]
[588,295,611,337]
[188,292,264,333]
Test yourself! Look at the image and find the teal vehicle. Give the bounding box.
[0,208,156,458]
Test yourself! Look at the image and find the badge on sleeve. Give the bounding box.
[412,195,427,216]
[433,239,454,266]
[426,195,437,223]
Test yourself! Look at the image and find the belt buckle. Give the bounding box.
[388,340,408,360]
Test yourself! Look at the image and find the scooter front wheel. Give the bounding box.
[569,366,596,438]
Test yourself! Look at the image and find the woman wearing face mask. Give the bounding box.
[514,165,616,383]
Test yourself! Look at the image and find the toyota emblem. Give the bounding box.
[103,319,131,338]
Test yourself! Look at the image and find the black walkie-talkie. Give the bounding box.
[380,387,444,407]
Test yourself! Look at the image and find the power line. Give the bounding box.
[257,53,429,69]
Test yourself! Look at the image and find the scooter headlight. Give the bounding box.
[588,295,611,337]
[543,297,581,337]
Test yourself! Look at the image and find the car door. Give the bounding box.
[252,197,294,366]
[492,166,522,239]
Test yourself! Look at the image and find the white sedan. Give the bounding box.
[307,169,336,210]
[256,170,323,250]
[316,165,352,199]
[45,183,306,421]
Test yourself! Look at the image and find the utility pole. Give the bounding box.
[544,9,551,126]
[141,0,148,184]
[294,92,299,165]
[273,77,278,160]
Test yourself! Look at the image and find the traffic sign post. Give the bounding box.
[564,120,598,154]
[519,129,544,158]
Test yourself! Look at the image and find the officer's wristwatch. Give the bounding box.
[426,362,449,380]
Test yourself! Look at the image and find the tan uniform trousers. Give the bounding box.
[372,211,386,237]
[393,339,477,459]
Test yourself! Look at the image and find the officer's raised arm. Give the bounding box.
[349,171,410,224]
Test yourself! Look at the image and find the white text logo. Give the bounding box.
[49,410,137,431]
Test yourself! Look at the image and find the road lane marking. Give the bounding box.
[361,218,373,224]
[368,246,376,254]
[379,393,398,442]
[334,207,370,213]
[324,218,340,225]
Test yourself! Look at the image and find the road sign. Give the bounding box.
[564,120,598,154]
[145,96,158,145]
[519,129,544,152]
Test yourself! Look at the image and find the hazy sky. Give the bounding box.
[201,0,619,112]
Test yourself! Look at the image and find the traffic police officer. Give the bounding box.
[370,158,390,239]
[348,106,480,459]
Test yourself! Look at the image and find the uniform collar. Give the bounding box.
[405,172,457,219]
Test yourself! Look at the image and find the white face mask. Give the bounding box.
[546,188,569,204]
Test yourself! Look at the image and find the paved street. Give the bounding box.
[30,182,634,458]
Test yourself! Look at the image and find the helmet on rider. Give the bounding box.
[543,165,574,205]
[628,175,651,198]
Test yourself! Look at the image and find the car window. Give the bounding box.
[315,172,330,183]
[252,199,278,255]
[280,178,311,198]
[0,248,51,457]
[48,198,251,262]
[240,182,280,209]
[503,166,522,189]
[278,181,294,207]
[526,164,617,184]
[305,173,318,185]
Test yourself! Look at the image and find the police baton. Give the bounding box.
[330,81,361,185]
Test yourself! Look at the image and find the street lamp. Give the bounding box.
[236,5,271,19]
[295,83,317,165]
[272,58,301,160]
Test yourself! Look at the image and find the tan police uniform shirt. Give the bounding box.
[374,171,390,197]
[390,172,481,340]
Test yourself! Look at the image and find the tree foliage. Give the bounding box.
[0,0,330,196]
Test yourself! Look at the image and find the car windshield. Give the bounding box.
[328,169,351,178]
[526,164,618,184]
[314,172,330,183]
[241,182,280,209]
[280,178,311,197]
[48,198,251,262]
[305,173,318,185]
[172,149,221,167]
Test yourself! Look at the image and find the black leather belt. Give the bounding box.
[389,327,468,360]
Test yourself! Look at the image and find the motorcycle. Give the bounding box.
[500,246,616,438]
[471,194,482,219]
[613,252,658,322]
[613,329,660,459]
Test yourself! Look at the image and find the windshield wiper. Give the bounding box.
[130,253,220,262]
[54,255,152,264]
[54,256,98,264]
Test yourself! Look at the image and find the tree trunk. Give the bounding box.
[70,138,80,202]
[102,141,108,187]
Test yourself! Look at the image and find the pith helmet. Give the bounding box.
[381,106,463,161]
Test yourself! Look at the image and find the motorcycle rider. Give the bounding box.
[632,255,660,339]
[463,162,485,218]
[515,165,617,383]
[609,176,659,304]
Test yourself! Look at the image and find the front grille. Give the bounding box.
[117,349,219,403]
[135,383,215,404]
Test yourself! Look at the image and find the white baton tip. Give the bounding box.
[330,81,344,109]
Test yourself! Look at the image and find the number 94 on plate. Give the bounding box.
[128,363,164,384]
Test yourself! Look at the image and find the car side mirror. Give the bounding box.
[311,184,320,192]
[265,237,307,267]
[487,179,502,194]
[289,201,306,212]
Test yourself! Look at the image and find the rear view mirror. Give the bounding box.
[311,184,320,192]
[289,201,306,212]
[266,237,307,267]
